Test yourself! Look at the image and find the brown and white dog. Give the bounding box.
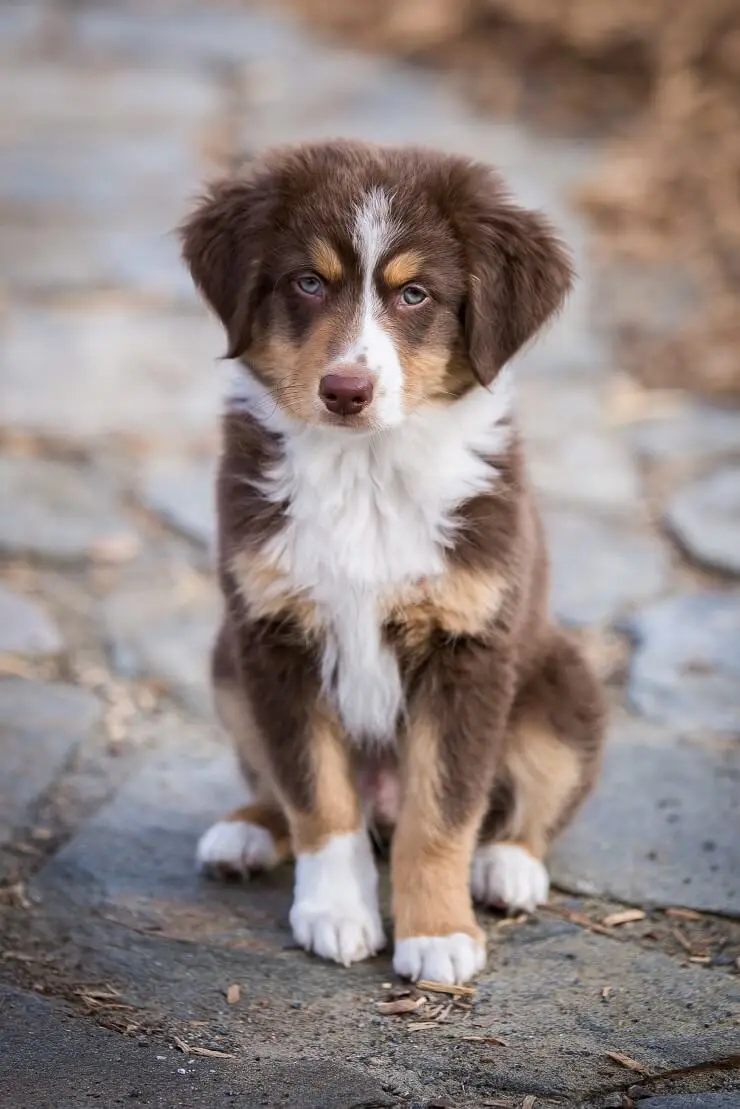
[181,140,605,985]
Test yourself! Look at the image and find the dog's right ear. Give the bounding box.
[179,174,274,359]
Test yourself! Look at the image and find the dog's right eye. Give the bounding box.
[294,274,325,298]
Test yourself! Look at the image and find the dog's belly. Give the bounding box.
[357,754,401,827]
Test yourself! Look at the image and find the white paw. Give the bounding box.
[471,843,549,913]
[393,934,486,985]
[196,820,278,877]
[289,830,385,967]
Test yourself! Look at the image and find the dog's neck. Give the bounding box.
[223,362,514,494]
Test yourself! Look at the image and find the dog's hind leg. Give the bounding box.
[196,621,292,878]
[472,630,605,913]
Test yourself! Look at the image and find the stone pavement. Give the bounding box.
[1,3,739,1107]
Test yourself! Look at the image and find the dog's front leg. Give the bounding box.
[392,642,513,985]
[285,705,386,966]
[235,626,385,967]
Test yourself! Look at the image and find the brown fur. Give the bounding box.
[392,713,485,944]
[182,140,605,959]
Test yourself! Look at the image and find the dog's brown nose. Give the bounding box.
[319,372,374,416]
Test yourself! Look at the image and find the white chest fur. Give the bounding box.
[227,369,513,742]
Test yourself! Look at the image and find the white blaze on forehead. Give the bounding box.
[335,187,404,427]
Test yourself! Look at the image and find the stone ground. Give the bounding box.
[1,3,739,1108]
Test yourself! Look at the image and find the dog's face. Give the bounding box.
[181,142,573,431]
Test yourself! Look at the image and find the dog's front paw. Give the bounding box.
[196,819,278,878]
[393,933,486,985]
[290,829,385,966]
[290,900,385,966]
[472,843,549,913]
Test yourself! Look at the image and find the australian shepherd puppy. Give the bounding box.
[181,140,605,985]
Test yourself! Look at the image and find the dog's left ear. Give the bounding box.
[460,171,574,385]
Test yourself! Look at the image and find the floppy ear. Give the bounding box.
[461,175,574,385]
[179,172,274,359]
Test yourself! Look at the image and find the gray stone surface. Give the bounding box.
[665,467,740,576]
[103,575,219,712]
[0,62,222,137]
[630,403,740,466]
[141,457,216,549]
[0,223,195,301]
[0,584,62,655]
[546,509,669,626]
[33,734,740,1102]
[0,984,395,1109]
[32,734,740,1103]
[0,306,222,442]
[70,6,301,68]
[0,678,103,843]
[552,715,740,915]
[641,1097,740,1108]
[625,593,740,735]
[0,457,137,562]
[518,375,642,510]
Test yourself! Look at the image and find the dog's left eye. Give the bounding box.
[295,274,324,298]
[400,284,428,306]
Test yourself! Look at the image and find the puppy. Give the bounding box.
[181,140,605,985]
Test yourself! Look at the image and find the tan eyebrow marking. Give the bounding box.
[383,250,424,287]
[309,239,343,282]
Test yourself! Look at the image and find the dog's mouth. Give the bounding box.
[318,408,375,432]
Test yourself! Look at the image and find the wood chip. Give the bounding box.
[495,913,529,928]
[671,927,693,953]
[0,882,31,909]
[407,1021,440,1031]
[522,1097,536,1109]
[602,909,647,927]
[601,985,613,1001]
[462,1034,508,1046]
[665,907,703,921]
[544,906,613,936]
[226,984,240,1005]
[79,996,133,1010]
[605,1051,652,1076]
[688,955,711,964]
[377,996,426,1015]
[172,1036,234,1059]
[417,980,476,997]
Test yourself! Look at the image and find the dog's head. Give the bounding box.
[181,141,573,431]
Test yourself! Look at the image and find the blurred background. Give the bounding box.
[1,2,739,1104]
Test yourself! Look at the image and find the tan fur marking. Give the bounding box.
[383,250,424,287]
[392,714,484,943]
[505,717,583,856]
[389,567,506,662]
[247,319,339,423]
[231,550,319,633]
[310,238,343,282]
[222,802,292,863]
[287,706,362,853]
[213,681,271,792]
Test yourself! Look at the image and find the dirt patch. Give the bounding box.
[278,0,740,400]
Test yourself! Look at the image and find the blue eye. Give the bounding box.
[401,284,427,306]
[295,274,324,297]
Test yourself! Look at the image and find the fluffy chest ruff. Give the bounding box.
[227,368,514,743]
